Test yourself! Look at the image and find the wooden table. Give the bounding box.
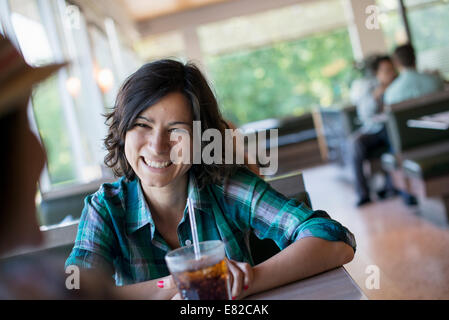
[246,267,367,300]
[407,111,449,130]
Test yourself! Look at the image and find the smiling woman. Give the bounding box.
[65,59,356,300]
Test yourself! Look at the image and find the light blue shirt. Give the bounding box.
[384,69,444,105]
[350,76,383,134]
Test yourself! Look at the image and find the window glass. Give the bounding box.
[121,45,141,76]
[377,0,449,78]
[89,25,119,108]
[198,0,358,126]
[9,0,76,185]
[407,1,449,78]
[378,10,408,51]
[52,1,107,183]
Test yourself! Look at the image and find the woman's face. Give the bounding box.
[124,91,193,189]
[376,60,397,86]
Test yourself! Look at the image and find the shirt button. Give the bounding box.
[185,240,192,246]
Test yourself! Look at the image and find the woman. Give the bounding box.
[66,59,356,300]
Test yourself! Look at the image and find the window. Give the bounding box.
[3,0,142,226]
[377,0,449,78]
[198,0,358,125]
[377,0,408,51]
[7,0,127,192]
[53,2,107,184]
[89,25,120,108]
[9,0,77,186]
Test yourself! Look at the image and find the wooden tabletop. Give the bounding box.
[246,267,367,300]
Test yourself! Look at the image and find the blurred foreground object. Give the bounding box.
[0,35,119,299]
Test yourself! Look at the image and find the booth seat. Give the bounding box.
[402,151,449,180]
[401,152,449,225]
[241,112,324,176]
[380,90,449,224]
[381,90,449,188]
[381,140,449,191]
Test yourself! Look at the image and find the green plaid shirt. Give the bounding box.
[65,168,356,286]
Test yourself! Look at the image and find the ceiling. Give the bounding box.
[120,0,237,21]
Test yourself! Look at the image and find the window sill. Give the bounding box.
[0,220,79,259]
[41,178,116,201]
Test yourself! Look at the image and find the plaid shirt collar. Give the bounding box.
[125,171,213,235]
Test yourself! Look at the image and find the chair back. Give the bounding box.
[386,90,449,154]
[249,171,311,265]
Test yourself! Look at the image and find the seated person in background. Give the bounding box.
[65,59,356,300]
[350,55,378,119]
[351,55,397,207]
[384,43,444,105]
[0,35,118,299]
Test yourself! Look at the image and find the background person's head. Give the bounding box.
[0,103,45,254]
[370,55,397,87]
[392,43,416,70]
[0,35,63,254]
[104,59,240,190]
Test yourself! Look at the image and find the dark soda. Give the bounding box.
[172,259,230,300]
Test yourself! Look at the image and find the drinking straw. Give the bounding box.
[187,197,201,260]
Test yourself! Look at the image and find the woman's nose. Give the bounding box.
[148,131,170,154]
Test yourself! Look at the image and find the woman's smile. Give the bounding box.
[140,156,173,171]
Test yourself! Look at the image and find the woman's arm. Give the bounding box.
[114,277,178,300]
[217,169,357,299]
[242,237,354,298]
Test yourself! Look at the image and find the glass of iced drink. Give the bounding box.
[165,240,231,300]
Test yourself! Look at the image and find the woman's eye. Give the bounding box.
[169,128,185,133]
[135,123,150,129]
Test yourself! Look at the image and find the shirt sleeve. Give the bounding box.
[229,171,357,253]
[65,192,117,277]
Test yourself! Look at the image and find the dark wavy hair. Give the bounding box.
[393,43,416,68]
[369,55,392,74]
[104,59,241,189]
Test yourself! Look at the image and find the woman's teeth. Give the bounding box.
[144,158,171,168]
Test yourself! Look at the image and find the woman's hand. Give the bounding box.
[157,275,181,300]
[226,258,254,300]
[157,259,254,300]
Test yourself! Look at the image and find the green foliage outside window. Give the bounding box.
[32,76,76,186]
[408,3,449,52]
[206,28,359,126]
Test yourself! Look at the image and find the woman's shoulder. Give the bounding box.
[86,176,134,209]
[212,167,267,198]
[91,176,133,198]
[82,177,132,220]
